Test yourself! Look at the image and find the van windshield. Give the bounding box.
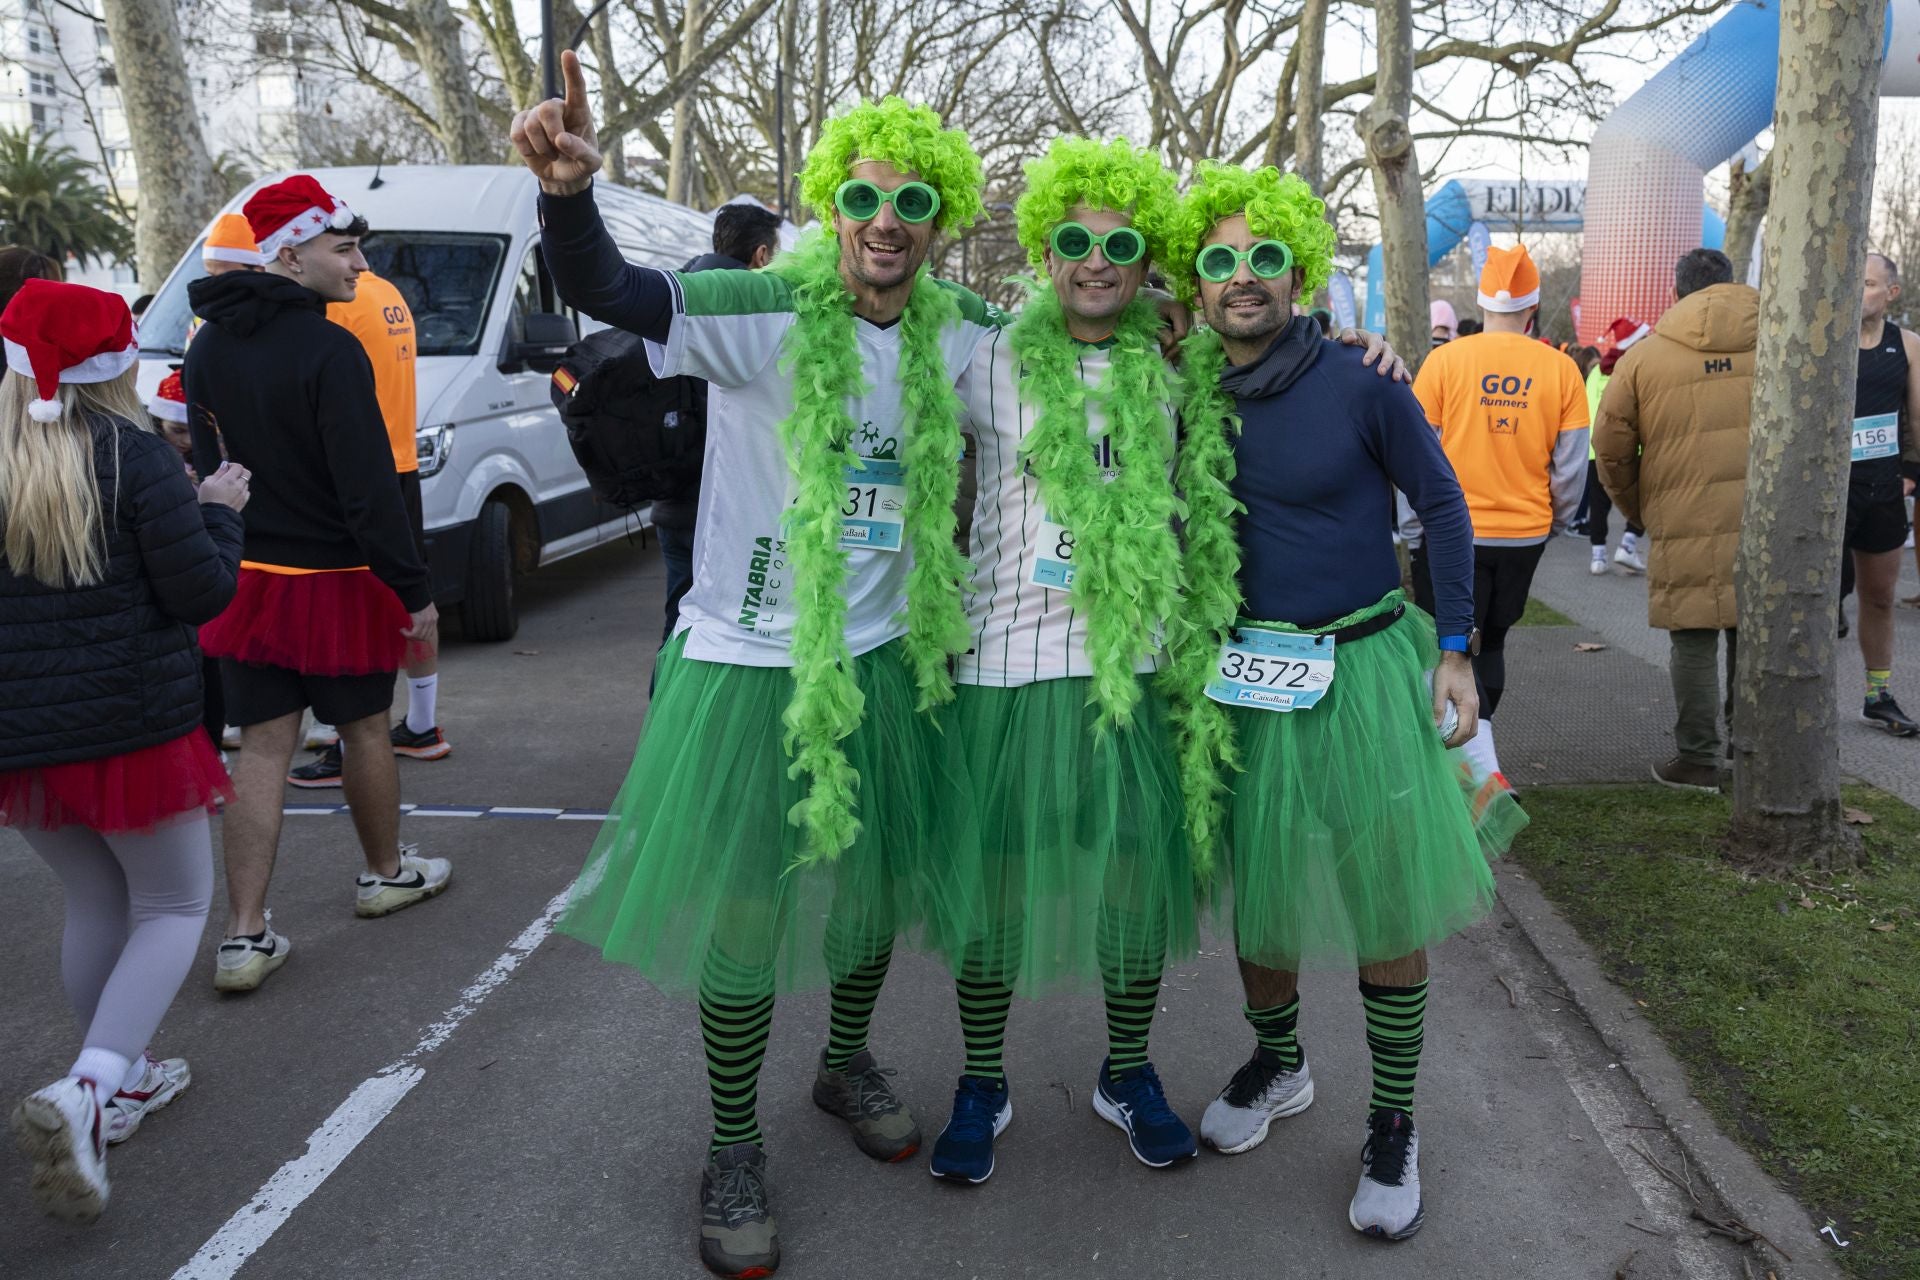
[137,231,510,359]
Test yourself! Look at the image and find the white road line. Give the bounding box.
[491,807,565,816]
[171,884,574,1280]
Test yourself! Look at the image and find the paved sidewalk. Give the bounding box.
[1500,534,1920,799]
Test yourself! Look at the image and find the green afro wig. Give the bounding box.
[798,97,985,232]
[1167,162,1337,303]
[1013,136,1180,269]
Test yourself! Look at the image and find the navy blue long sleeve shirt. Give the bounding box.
[538,185,674,342]
[1224,323,1475,640]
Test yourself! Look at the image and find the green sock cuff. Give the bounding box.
[1868,668,1893,697]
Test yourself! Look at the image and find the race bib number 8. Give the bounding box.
[1852,412,1899,463]
[1204,627,1336,712]
[840,457,906,552]
[1030,513,1076,589]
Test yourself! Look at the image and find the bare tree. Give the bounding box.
[1361,0,1427,374]
[1723,149,1772,284]
[1728,0,1888,873]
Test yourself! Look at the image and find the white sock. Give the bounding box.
[406,674,439,735]
[1591,546,1606,560]
[1461,718,1502,780]
[1621,531,1639,553]
[69,1048,132,1098]
[119,1053,152,1093]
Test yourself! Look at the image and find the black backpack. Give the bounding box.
[549,328,704,509]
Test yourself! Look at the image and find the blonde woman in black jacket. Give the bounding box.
[0,281,248,1223]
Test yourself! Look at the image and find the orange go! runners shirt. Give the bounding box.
[1411,331,1589,542]
[327,270,419,473]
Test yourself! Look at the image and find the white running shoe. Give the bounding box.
[11,1077,110,1223]
[214,914,292,993]
[1614,536,1647,574]
[304,720,340,750]
[220,724,242,750]
[1349,1109,1423,1241]
[103,1054,190,1145]
[1588,551,1608,576]
[1200,1050,1314,1154]
[355,845,452,918]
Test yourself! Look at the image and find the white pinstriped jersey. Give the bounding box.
[953,326,1174,687]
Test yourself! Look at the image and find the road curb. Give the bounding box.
[1494,864,1850,1280]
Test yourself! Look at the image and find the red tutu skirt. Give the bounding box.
[199,568,411,675]
[0,732,233,834]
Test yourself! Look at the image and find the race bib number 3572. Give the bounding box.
[1203,627,1336,712]
[840,457,906,552]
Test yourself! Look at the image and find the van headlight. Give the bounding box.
[416,424,453,478]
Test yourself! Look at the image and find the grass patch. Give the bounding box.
[1512,785,1920,1278]
[1515,596,1576,627]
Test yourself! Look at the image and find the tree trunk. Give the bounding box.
[407,0,495,163]
[591,4,628,184]
[809,0,829,154]
[99,0,218,288]
[666,0,705,205]
[1291,0,1328,193]
[1723,150,1773,284]
[1358,0,1427,370]
[1726,0,1885,874]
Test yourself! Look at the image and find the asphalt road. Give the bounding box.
[1,535,1763,1280]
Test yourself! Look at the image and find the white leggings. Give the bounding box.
[22,814,213,1087]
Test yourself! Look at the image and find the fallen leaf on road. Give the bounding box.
[1844,807,1876,825]
[512,649,541,656]
[1798,897,1818,910]
[1871,922,1897,933]
[1573,642,1609,652]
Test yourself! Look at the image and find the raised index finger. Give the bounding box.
[562,48,588,113]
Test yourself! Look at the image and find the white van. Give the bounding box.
[135,165,715,640]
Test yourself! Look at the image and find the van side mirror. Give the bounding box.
[505,311,578,372]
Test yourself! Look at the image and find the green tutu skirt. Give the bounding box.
[953,677,1196,994]
[559,634,983,999]
[1218,593,1526,970]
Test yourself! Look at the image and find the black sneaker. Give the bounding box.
[1863,692,1920,737]
[287,743,343,789]
[390,721,452,760]
[699,1143,779,1278]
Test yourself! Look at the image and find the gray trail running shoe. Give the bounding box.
[1349,1108,1424,1241]
[810,1049,921,1162]
[699,1143,779,1278]
[1200,1048,1314,1154]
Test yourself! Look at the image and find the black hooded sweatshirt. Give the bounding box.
[184,271,430,612]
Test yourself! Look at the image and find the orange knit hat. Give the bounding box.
[1477,243,1540,313]
[203,213,263,267]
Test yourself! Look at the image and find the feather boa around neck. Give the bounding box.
[1008,282,1183,729]
[765,231,973,863]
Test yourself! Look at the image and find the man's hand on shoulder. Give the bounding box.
[1337,327,1411,382]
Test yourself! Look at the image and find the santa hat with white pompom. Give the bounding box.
[1,279,138,423]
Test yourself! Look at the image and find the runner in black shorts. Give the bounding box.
[1846,253,1918,736]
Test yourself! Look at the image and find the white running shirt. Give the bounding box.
[954,327,1175,687]
[646,267,999,668]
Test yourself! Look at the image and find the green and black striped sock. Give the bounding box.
[824,942,893,1072]
[1099,909,1165,1080]
[1243,996,1304,1072]
[1359,979,1428,1115]
[699,949,776,1152]
[956,946,1014,1083]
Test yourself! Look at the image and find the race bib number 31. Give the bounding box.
[1852,412,1899,463]
[1203,627,1336,712]
[1030,513,1076,589]
[840,457,906,552]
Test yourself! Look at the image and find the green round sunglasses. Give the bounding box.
[1194,239,1294,283]
[834,178,942,224]
[1049,221,1147,267]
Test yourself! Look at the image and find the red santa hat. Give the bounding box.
[0,279,138,423]
[1601,315,1651,352]
[149,370,188,424]
[245,174,360,261]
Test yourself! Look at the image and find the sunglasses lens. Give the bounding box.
[1106,228,1146,265]
[1250,240,1291,277]
[894,184,937,222]
[1053,223,1093,259]
[1197,245,1238,281]
[840,182,881,220]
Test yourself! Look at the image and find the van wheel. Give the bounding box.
[463,499,519,642]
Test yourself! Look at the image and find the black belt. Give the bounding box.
[1233,603,1405,647]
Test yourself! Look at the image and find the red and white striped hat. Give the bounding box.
[149,370,188,424]
[0,279,138,423]
[1602,315,1651,353]
[244,174,360,261]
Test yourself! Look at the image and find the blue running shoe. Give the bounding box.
[929,1075,1012,1184]
[1092,1059,1197,1168]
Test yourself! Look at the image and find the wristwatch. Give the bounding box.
[1438,628,1483,655]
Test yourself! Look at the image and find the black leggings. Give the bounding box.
[1411,540,1545,718]
[1584,460,1642,547]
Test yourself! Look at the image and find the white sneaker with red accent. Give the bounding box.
[103,1055,190,1146]
[11,1076,110,1223]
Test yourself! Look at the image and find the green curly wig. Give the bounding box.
[1166,162,1338,303]
[1013,136,1180,269]
[798,97,985,232]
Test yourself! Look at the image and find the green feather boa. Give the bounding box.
[1158,326,1246,874]
[765,230,973,862]
[1009,282,1183,729]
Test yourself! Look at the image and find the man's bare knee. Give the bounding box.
[1237,957,1299,1008]
[1359,950,1429,988]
